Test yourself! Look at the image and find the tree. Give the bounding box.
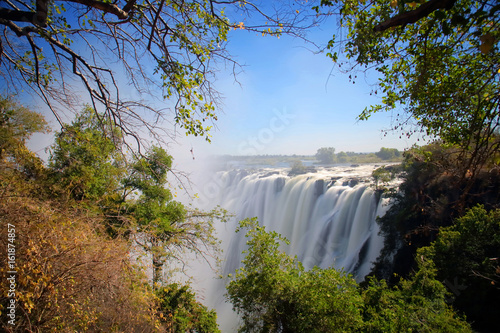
[375,147,400,160]
[315,147,335,164]
[226,218,366,332]
[0,105,160,332]
[419,205,500,332]
[371,166,394,190]
[1,0,318,146]
[48,107,125,202]
[317,0,500,180]
[0,96,50,178]
[48,106,227,286]
[0,96,49,155]
[337,150,348,163]
[122,146,228,286]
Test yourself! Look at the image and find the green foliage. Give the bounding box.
[47,105,225,288]
[315,147,336,164]
[226,218,366,332]
[2,1,312,145]
[336,151,348,163]
[419,205,500,331]
[2,0,231,141]
[124,146,184,230]
[373,142,500,285]
[121,146,227,286]
[123,147,188,285]
[226,218,471,332]
[319,0,500,174]
[375,147,401,161]
[0,96,50,179]
[288,159,308,176]
[371,166,395,190]
[156,283,220,333]
[0,97,49,149]
[423,205,500,285]
[48,107,125,202]
[362,257,471,333]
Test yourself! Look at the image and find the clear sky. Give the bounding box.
[22,7,422,167]
[170,24,420,162]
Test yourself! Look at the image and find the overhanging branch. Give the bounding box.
[0,8,35,24]
[374,0,457,32]
[0,0,48,27]
[67,0,131,20]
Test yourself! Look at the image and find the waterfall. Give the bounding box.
[209,167,388,280]
[198,165,391,332]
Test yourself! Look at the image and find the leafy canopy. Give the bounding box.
[156,283,220,333]
[419,205,500,331]
[362,256,471,333]
[318,0,500,174]
[315,147,335,164]
[48,107,125,202]
[0,96,50,180]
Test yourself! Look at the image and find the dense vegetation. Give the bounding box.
[0,98,224,332]
[5,94,499,332]
[226,218,472,332]
[372,142,500,332]
[314,1,500,329]
[2,0,500,332]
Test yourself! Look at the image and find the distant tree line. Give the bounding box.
[315,147,403,164]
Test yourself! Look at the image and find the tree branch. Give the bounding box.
[66,0,131,20]
[122,0,137,13]
[374,0,457,32]
[0,8,35,24]
[0,0,48,27]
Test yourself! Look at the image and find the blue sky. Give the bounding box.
[21,7,422,164]
[175,25,419,160]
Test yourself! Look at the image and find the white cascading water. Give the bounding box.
[197,164,391,332]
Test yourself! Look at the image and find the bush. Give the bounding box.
[156,283,219,333]
[0,193,158,332]
[362,257,471,333]
[288,160,307,176]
